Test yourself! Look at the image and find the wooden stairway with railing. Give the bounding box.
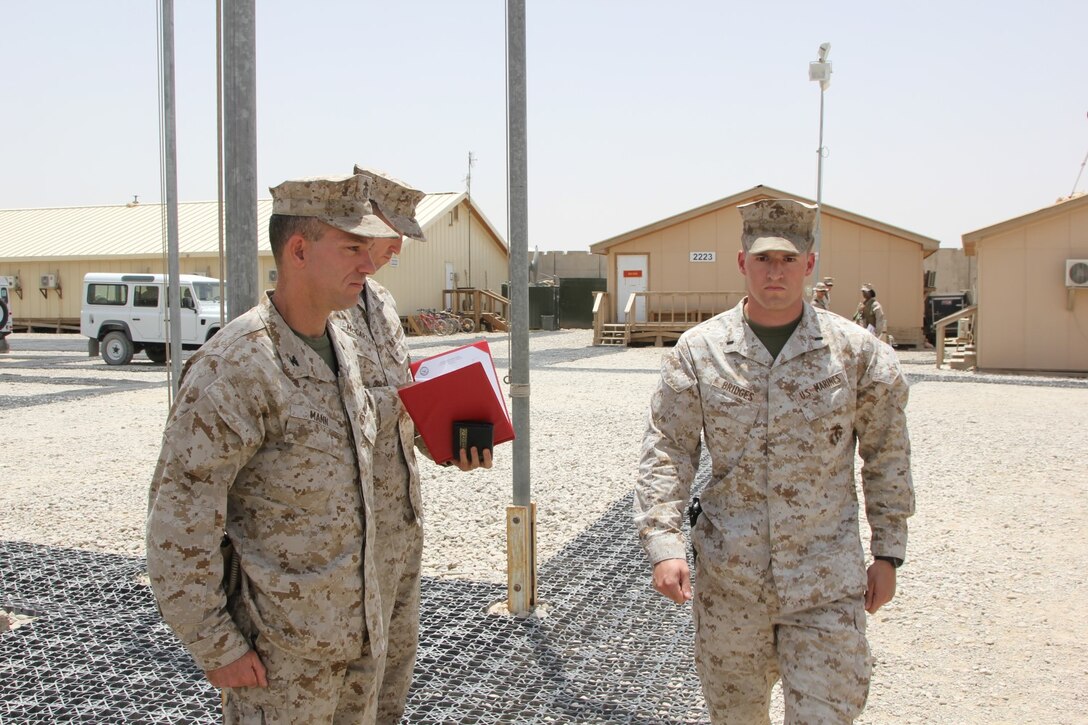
[934,305,978,370]
[947,338,977,370]
[441,288,511,333]
[598,323,627,346]
[480,312,509,332]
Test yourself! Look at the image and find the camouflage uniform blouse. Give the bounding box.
[331,279,422,521]
[856,298,887,336]
[635,300,914,612]
[147,293,383,672]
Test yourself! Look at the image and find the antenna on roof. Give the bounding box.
[465,151,477,287]
[126,195,140,208]
[1071,111,1088,197]
[464,151,476,196]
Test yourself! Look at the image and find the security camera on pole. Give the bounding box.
[809,42,832,281]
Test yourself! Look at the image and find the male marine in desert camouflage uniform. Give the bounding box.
[147,173,401,723]
[634,199,914,724]
[330,166,491,724]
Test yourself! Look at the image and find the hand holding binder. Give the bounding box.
[397,340,514,465]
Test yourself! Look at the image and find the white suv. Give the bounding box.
[80,273,225,365]
[0,275,13,339]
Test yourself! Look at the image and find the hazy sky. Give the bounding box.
[3,1,1085,250]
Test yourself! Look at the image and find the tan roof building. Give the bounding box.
[589,184,939,346]
[0,192,509,330]
[962,193,1088,372]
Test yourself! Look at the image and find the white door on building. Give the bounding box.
[616,254,648,323]
[444,262,455,310]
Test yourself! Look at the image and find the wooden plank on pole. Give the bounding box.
[507,503,536,613]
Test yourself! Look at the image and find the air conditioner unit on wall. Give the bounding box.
[1066,259,1088,288]
[39,274,58,289]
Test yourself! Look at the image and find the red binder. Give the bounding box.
[398,340,514,464]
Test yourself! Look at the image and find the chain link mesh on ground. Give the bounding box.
[0,485,710,724]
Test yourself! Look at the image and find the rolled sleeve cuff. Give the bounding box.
[644,533,687,566]
[870,528,908,565]
[185,626,253,673]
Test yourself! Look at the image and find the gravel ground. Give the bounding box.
[2,330,1087,723]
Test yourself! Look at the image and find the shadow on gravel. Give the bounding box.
[0,488,709,724]
[0,377,167,411]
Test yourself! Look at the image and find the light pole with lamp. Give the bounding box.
[809,42,832,282]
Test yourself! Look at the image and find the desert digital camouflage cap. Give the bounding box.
[353,165,427,241]
[814,282,830,292]
[738,198,817,255]
[269,174,399,239]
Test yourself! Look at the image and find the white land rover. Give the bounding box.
[0,275,14,338]
[81,273,225,365]
[0,275,14,351]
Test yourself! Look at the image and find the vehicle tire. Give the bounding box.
[459,316,476,333]
[206,327,220,342]
[101,330,134,365]
[0,298,8,330]
[145,344,167,364]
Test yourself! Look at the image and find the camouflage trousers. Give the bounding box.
[371,515,424,725]
[222,636,379,725]
[692,564,872,725]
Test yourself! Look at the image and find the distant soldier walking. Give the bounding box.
[854,284,888,342]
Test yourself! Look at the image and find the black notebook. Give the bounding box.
[452,421,494,458]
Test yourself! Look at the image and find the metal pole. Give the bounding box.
[813,86,825,281]
[223,0,258,320]
[467,151,474,289]
[507,0,530,508]
[506,0,535,614]
[160,0,182,393]
[215,0,227,328]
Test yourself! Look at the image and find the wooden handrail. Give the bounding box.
[934,304,977,368]
[592,291,611,343]
[593,290,744,345]
[441,288,510,330]
[631,290,743,323]
[591,291,605,315]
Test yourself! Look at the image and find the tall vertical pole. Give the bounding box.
[466,151,475,288]
[215,0,227,328]
[813,86,826,281]
[223,0,258,320]
[809,43,831,283]
[160,0,182,393]
[506,0,536,614]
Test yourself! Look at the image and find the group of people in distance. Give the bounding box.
[813,276,890,343]
[147,182,912,725]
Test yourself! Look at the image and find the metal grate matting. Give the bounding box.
[1,485,708,724]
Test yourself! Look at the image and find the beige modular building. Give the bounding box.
[962,193,1088,373]
[0,192,509,331]
[588,184,939,347]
